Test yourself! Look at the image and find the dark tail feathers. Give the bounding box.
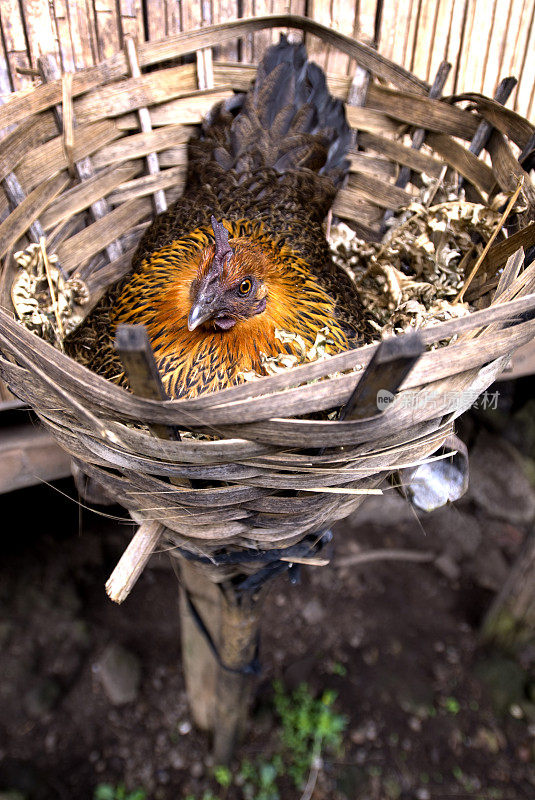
[202,35,351,188]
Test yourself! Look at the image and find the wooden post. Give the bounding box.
[176,559,222,732]
[213,583,265,764]
[481,528,535,653]
[111,324,264,761]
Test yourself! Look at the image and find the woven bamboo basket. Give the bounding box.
[1,13,535,561]
[1,17,535,752]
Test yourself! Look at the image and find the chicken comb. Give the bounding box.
[210,215,233,274]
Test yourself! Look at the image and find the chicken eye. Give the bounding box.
[238,278,253,296]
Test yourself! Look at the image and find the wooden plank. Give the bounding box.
[462,0,497,94]
[345,171,414,210]
[114,323,180,438]
[64,0,99,69]
[106,520,165,603]
[345,105,402,136]
[0,423,72,494]
[1,172,46,250]
[181,0,203,40]
[428,0,456,94]
[340,332,424,420]
[0,0,32,92]
[348,151,397,179]
[384,60,451,215]
[446,0,470,95]
[454,0,478,95]
[212,62,359,100]
[20,0,61,67]
[106,165,186,205]
[0,15,430,132]
[411,0,442,83]
[251,0,273,62]
[307,1,332,70]
[119,0,144,41]
[487,130,535,202]
[239,0,254,63]
[213,0,239,62]
[515,3,535,121]
[332,190,384,228]
[426,131,495,194]
[394,0,420,70]
[51,0,76,73]
[38,52,124,263]
[377,0,396,62]
[481,0,517,101]
[485,222,535,273]
[497,0,531,112]
[124,36,167,215]
[0,114,58,183]
[93,0,122,60]
[356,0,380,43]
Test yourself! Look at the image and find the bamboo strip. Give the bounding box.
[0,172,69,259]
[114,90,235,130]
[15,120,122,194]
[40,163,140,230]
[38,54,124,264]
[366,84,480,139]
[359,131,445,177]
[124,37,167,215]
[55,196,150,274]
[1,173,47,250]
[91,125,193,168]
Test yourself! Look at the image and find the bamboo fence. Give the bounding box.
[2,1,535,124]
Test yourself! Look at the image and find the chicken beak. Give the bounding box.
[187,299,213,331]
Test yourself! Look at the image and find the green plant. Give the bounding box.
[273,681,347,788]
[213,765,232,789]
[237,757,281,800]
[94,784,146,800]
[443,696,461,715]
[192,682,347,799]
[330,661,347,677]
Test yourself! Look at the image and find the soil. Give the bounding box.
[1,397,535,800]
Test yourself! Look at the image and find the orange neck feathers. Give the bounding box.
[112,220,349,398]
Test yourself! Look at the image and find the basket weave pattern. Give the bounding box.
[1,16,535,566]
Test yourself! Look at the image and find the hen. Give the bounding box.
[67,36,365,398]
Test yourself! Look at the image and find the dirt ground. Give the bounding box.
[1,390,535,800]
